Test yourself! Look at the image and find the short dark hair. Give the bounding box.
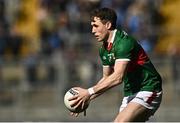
[90,8,117,30]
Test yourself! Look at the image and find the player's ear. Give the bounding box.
[105,21,112,30]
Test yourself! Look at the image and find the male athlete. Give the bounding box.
[69,8,162,122]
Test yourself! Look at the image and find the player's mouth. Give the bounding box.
[95,35,99,39]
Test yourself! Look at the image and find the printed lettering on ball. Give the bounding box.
[64,88,89,113]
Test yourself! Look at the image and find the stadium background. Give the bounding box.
[0,0,179,121]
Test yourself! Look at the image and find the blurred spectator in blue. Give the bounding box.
[8,27,23,60]
[0,0,8,60]
[0,22,7,60]
[125,0,153,53]
[23,51,39,87]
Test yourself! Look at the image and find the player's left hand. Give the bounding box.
[70,110,86,117]
[68,87,91,110]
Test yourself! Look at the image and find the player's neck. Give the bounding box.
[103,29,116,51]
[107,29,115,43]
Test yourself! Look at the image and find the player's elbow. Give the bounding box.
[113,75,123,86]
[116,76,123,84]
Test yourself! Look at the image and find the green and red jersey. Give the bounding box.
[99,29,162,96]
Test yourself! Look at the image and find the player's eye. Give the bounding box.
[93,24,98,28]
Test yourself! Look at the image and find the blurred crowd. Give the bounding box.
[36,0,163,54]
[0,0,179,95]
[0,0,164,57]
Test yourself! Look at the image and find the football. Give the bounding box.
[64,88,89,113]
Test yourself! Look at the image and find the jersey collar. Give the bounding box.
[110,29,117,44]
[107,29,117,51]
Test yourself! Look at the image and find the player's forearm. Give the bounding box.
[95,74,122,93]
[89,77,107,100]
[91,73,123,96]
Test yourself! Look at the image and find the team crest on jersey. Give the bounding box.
[107,53,115,62]
[103,56,106,60]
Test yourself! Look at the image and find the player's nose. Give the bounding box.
[92,27,96,34]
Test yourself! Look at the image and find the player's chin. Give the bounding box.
[97,38,103,42]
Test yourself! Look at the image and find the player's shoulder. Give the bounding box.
[114,30,136,50]
[115,30,135,43]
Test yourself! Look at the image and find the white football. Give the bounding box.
[64,88,88,113]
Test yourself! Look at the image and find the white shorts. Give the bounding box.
[119,91,162,115]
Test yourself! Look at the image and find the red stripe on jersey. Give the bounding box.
[107,43,113,51]
[137,48,149,65]
[127,48,149,72]
[146,92,157,105]
[103,42,113,51]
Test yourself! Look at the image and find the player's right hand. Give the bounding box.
[70,112,79,117]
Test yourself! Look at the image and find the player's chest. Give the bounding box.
[102,50,116,65]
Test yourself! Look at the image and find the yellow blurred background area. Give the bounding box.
[7,0,40,57]
[156,0,180,55]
